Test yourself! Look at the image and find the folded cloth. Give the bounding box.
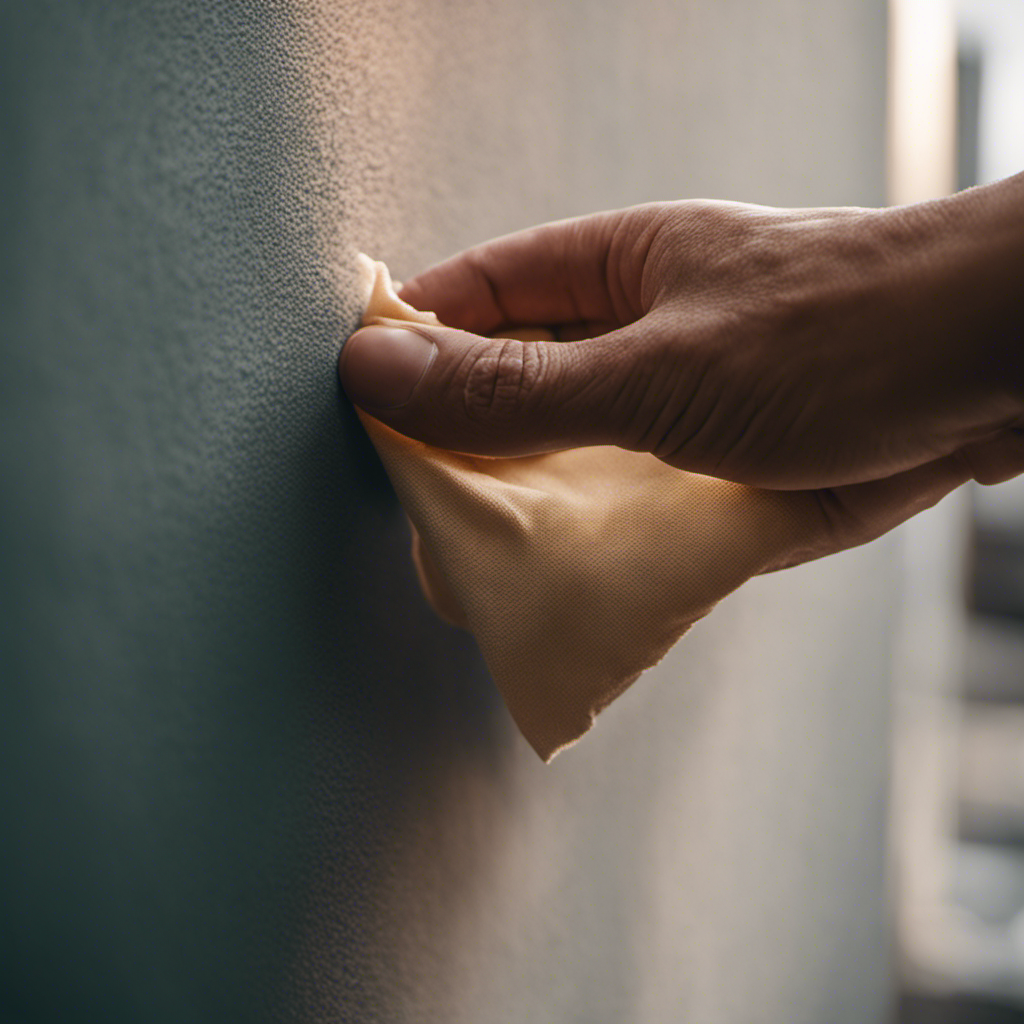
[352,254,822,761]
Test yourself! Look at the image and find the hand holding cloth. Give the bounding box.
[350,255,834,761]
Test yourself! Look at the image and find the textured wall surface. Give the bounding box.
[1,2,891,1021]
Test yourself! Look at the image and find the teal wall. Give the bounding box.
[1,2,891,1021]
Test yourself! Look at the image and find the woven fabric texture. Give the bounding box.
[355,255,824,761]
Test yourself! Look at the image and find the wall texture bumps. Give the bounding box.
[1,2,891,1021]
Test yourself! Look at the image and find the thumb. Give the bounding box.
[337,318,653,457]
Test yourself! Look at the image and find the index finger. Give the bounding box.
[398,205,661,335]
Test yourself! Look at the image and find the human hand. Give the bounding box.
[341,180,1024,491]
[339,182,1024,563]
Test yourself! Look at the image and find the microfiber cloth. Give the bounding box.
[352,254,825,761]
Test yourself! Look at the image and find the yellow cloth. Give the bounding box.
[354,254,822,761]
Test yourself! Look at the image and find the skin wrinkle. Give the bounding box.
[672,366,749,475]
[465,340,503,421]
[612,208,663,326]
[454,340,489,422]
[639,348,711,461]
[698,387,772,479]
[577,325,655,443]
[595,219,633,325]
[465,338,536,425]
[719,325,836,478]
[605,340,662,448]
[602,215,631,328]
[630,309,729,464]
[472,254,513,331]
[557,226,587,328]
[487,339,524,421]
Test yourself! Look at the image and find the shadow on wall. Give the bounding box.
[0,4,512,1022]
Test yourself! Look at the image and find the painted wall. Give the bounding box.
[0,2,891,1021]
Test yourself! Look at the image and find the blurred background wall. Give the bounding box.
[0,2,896,1022]
[893,2,1024,1021]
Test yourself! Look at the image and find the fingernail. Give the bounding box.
[338,326,436,409]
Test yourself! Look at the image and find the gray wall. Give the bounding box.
[0,2,891,1021]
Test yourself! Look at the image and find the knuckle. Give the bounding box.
[461,338,544,421]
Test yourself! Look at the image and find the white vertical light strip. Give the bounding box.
[958,0,1024,186]
[887,0,958,204]
[887,0,969,999]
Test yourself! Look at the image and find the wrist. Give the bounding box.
[875,173,1024,428]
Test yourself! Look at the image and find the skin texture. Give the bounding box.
[339,172,1024,564]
